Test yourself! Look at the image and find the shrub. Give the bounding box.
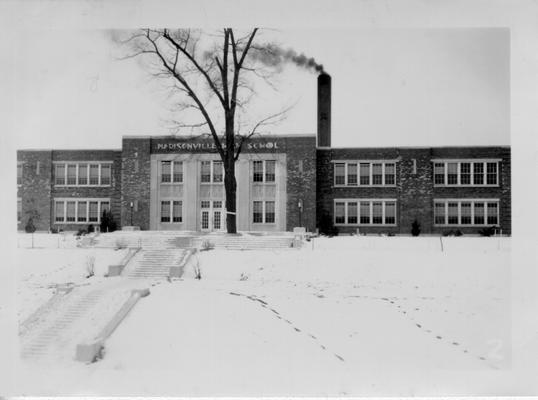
[25,217,36,234]
[193,259,202,280]
[115,238,128,250]
[411,219,421,236]
[443,229,464,237]
[50,226,59,234]
[75,228,88,237]
[88,224,95,233]
[200,239,214,251]
[85,255,96,278]
[478,226,497,237]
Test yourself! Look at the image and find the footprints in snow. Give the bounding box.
[229,291,345,363]
[381,296,489,364]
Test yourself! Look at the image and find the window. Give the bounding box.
[447,163,458,185]
[347,163,358,186]
[201,200,210,209]
[54,162,112,186]
[461,202,472,224]
[347,202,358,224]
[474,203,484,225]
[473,163,484,185]
[359,163,370,185]
[162,161,183,183]
[434,163,445,185]
[213,162,223,183]
[161,161,171,182]
[360,201,370,224]
[460,163,471,185]
[201,160,223,183]
[201,161,211,183]
[253,201,263,223]
[66,201,76,222]
[89,201,99,222]
[67,165,77,185]
[265,161,276,182]
[265,201,275,223]
[448,202,458,224]
[55,164,66,185]
[434,202,445,225]
[253,201,276,224]
[334,161,396,186]
[335,202,345,224]
[77,202,87,222]
[173,201,182,222]
[334,163,345,185]
[54,199,110,224]
[385,202,396,224]
[161,201,171,222]
[487,202,499,225]
[335,199,397,226]
[253,160,276,183]
[385,163,395,185]
[433,160,498,186]
[372,202,383,224]
[17,164,22,185]
[434,199,500,226]
[55,201,64,222]
[487,163,498,185]
[17,198,21,223]
[78,164,88,185]
[372,164,383,185]
[89,165,100,185]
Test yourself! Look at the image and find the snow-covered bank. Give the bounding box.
[17,248,128,323]
[14,236,517,396]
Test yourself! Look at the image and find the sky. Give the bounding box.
[11,27,509,149]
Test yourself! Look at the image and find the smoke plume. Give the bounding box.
[250,44,324,74]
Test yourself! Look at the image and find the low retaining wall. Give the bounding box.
[75,288,150,363]
[107,248,140,277]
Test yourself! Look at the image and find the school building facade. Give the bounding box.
[17,73,511,235]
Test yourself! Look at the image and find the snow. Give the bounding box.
[12,235,536,396]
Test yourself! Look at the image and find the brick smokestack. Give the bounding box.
[317,72,331,148]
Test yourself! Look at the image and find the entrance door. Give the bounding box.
[200,200,224,232]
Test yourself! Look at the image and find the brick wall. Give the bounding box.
[17,150,53,231]
[284,136,317,232]
[121,137,151,229]
[317,146,511,235]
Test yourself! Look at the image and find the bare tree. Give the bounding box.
[116,28,290,233]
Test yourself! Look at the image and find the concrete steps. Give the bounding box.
[122,249,189,279]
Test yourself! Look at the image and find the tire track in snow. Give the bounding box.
[229,292,345,362]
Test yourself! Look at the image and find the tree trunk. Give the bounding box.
[224,114,237,234]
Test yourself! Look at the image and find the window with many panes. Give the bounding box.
[252,200,276,223]
[253,160,276,183]
[160,200,183,223]
[433,160,499,186]
[334,161,397,186]
[54,162,112,186]
[334,199,397,225]
[200,160,223,183]
[54,199,110,223]
[161,161,183,183]
[433,199,500,226]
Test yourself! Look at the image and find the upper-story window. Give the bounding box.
[161,161,183,183]
[17,164,22,185]
[433,160,499,186]
[54,162,113,186]
[200,160,223,183]
[334,161,396,187]
[253,160,276,183]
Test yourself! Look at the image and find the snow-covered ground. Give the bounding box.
[12,235,536,396]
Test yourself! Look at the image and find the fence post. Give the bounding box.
[439,235,444,252]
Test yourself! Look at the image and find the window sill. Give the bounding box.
[333,184,397,188]
[334,223,397,227]
[433,184,499,188]
[54,185,112,188]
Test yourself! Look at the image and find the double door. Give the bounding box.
[200,200,225,232]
